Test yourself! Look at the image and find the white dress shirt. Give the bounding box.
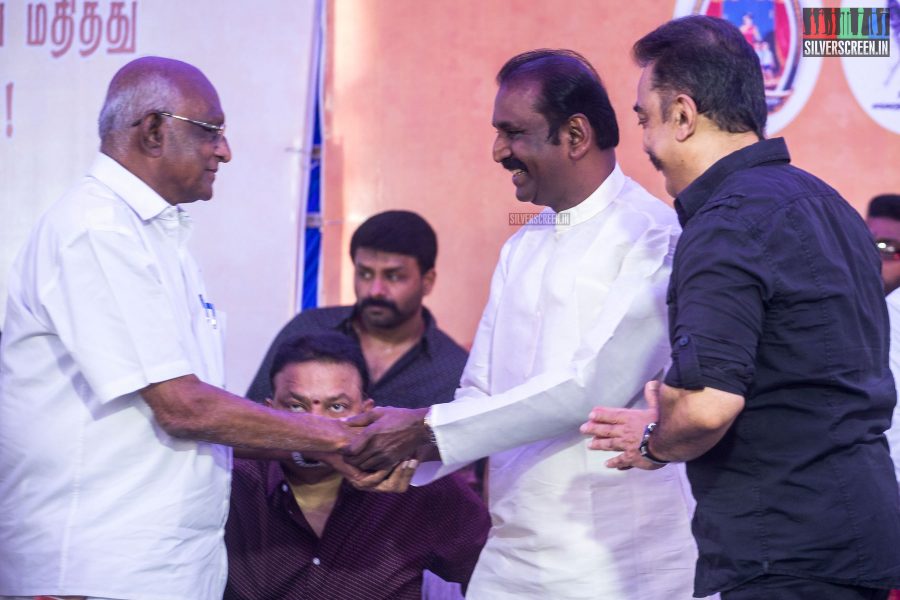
[0,154,230,599]
[884,288,900,488]
[415,165,699,599]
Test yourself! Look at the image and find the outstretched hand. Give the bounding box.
[305,444,418,492]
[342,406,430,472]
[580,380,664,471]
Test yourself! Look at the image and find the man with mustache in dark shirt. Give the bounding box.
[247,210,468,415]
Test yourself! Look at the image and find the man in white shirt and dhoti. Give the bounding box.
[347,49,699,599]
[0,57,371,600]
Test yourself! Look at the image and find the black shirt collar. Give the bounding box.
[337,306,437,357]
[674,137,791,227]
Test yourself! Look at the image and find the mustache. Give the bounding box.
[358,297,399,313]
[501,157,528,173]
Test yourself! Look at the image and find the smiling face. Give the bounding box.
[352,248,433,330]
[634,66,682,198]
[158,78,232,205]
[491,79,573,211]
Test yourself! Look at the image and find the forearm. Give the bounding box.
[650,383,744,462]
[142,375,350,453]
[434,327,670,465]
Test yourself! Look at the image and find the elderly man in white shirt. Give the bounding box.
[0,57,369,600]
[347,49,699,599]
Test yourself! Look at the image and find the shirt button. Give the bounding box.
[678,336,690,347]
[312,557,321,566]
[281,483,288,492]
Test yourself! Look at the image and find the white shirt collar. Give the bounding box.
[554,163,625,233]
[88,152,179,221]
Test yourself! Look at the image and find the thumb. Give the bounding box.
[644,380,661,411]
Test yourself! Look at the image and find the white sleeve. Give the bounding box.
[415,224,674,484]
[414,241,509,484]
[40,226,193,403]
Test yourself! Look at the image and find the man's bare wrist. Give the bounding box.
[297,414,349,453]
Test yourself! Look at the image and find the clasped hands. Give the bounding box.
[313,406,433,492]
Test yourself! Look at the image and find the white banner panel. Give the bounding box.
[0,0,319,392]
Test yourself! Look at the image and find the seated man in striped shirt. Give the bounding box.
[224,333,489,600]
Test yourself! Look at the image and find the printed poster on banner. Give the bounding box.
[673,0,823,134]
[840,0,900,134]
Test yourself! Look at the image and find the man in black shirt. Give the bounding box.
[583,15,900,600]
[247,210,467,412]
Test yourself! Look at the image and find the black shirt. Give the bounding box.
[665,138,900,595]
[246,306,468,409]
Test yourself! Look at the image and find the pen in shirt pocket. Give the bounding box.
[198,294,218,329]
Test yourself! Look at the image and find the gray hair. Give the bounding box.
[97,70,180,140]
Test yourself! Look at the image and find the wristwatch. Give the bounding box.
[638,422,669,465]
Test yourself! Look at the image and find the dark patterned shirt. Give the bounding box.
[666,137,900,595]
[246,306,468,409]
[224,459,490,600]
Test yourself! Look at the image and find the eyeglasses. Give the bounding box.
[130,111,226,140]
[876,238,900,261]
[158,111,225,138]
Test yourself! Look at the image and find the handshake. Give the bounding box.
[300,406,438,493]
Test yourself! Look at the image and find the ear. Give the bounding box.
[361,398,375,412]
[421,268,436,296]
[565,114,592,161]
[669,94,699,142]
[134,112,165,157]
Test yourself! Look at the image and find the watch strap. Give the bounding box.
[638,422,669,465]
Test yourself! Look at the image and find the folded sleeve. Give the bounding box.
[663,215,769,396]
